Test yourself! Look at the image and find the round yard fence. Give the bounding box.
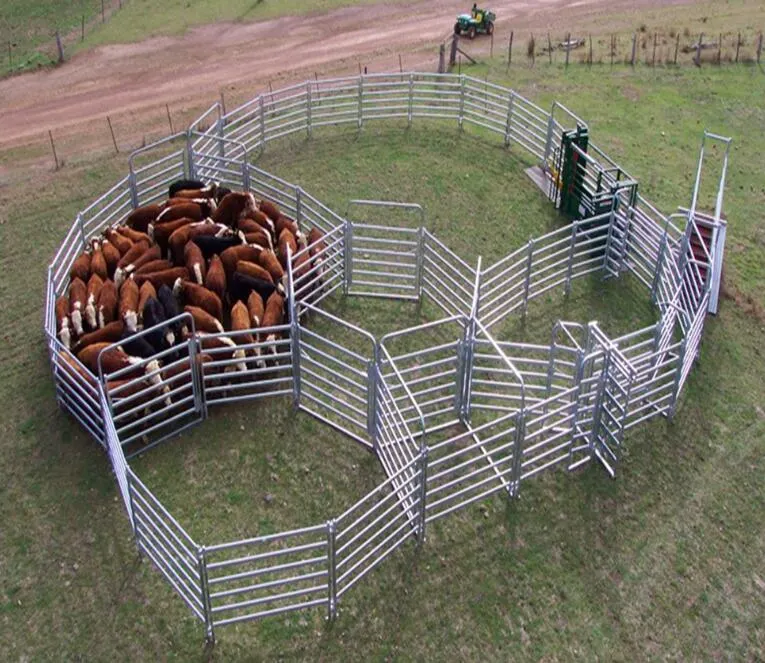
[44,72,731,643]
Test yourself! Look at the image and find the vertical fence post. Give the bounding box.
[510,410,525,497]
[128,164,139,210]
[295,186,303,230]
[541,111,555,171]
[695,33,704,66]
[545,330,558,408]
[674,33,680,65]
[241,156,250,192]
[668,337,688,419]
[185,131,196,180]
[522,239,534,317]
[326,519,338,620]
[567,349,586,468]
[602,191,619,277]
[507,31,513,71]
[438,43,446,74]
[357,75,364,130]
[458,75,466,130]
[414,226,425,306]
[126,472,143,557]
[416,447,428,544]
[259,95,266,153]
[343,222,353,295]
[306,81,312,138]
[188,333,207,420]
[588,344,611,457]
[650,231,668,304]
[735,32,741,63]
[504,90,515,147]
[289,277,301,408]
[407,73,414,127]
[757,32,763,64]
[76,212,87,250]
[564,223,578,296]
[565,33,571,69]
[197,547,215,644]
[367,345,379,447]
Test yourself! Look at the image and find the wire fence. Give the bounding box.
[43,72,727,642]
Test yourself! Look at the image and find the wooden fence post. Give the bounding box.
[757,32,763,64]
[48,130,59,170]
[450,34,458,67]
[547,33,553,64]
[55,31,64,63]
[610,34,615,66]
[717,33,722,64]
[107,116,119,153]
[165,104,174,134]
[674,33,680,64]
[439,43,446,73]
[631,32,637,66]
[589,34,593,65]
[490,31,494,57]
[652,32,657,66]
[735,32,741,63]
[399,53,403,73]
[565,33,571,69]
[507,31,513,71]
[81,16,85,41]
[7,40,11,69]
[694,32,703,66]
[101,0,105,23]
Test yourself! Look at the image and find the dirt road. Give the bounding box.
[0,0,694,148]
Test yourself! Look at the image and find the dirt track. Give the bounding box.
[0,0,695,148]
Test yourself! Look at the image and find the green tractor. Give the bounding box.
[454,6,495,39]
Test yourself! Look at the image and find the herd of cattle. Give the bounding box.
[55,180,327,397]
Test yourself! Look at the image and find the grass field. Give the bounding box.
[2,60,765,661]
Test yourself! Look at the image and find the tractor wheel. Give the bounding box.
[454,22,461,35]
[486,21,494,35]
[467,26,476,40]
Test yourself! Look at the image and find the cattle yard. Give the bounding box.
[44,72,729,643]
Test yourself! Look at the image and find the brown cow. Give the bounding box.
[134,259,173,276]
[101,239,121,277]
[137,281,157,325]
[70,251,91,283]
[90,241,109,280]
[155,201,205,224]
[220,244,263,281]
[236,260,273,284]
[229,300,254,372]
[97,280,118,329]
[211,192,257,228]
[119,278,140,332]
[258,199,281,221]
[184,241,206,285]
[183,305,224,334]
[78,342,161,384]
[261,292,285,359]
[205,254,227,302]
[134,267,190,290]
[69,277,87,336]
[173,280,223,321]
[74,320,125,352]
[125,203,162,233]
[116,226,151,245]
[104,228,133,255]
[84,273,104,330]
[55,295,72,350]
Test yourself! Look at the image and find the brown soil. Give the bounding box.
[0,0,697,151]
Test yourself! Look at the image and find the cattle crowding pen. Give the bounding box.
[43,72,730,643]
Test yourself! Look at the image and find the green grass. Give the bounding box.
[1,62,765,661]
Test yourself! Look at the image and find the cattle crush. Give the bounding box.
[44,72,730,643]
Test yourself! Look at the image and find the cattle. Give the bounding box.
[229,271,277,304]
[258,199,281,222]
[193,234,242,260]
[74,320,124,352]
[168,179,206,198]
[69,277,87,336]
[155,201,205,225]
[211,192,258,228]
[229,300,254,372]
[150,217,194,253]
[168,221,228,263]
[277,228,298,270]
[134,267,190,290]
[70,251,91,283]
[275,214,299,238]
[119,278,140,332]
[261,292,285,358]
[104,228,133,256]
[116,226,152,245]
[134,259,172,276]
[123,244,161,277]
[242,228,273,249]
[119,327,157,359]
[157,284,184,339]
[247,291,264,326]
[142,296,174,350]
[292,251,313,298]
[77,342,161,386]
[137,281,157,325]
[55,295,72,350]
[236,260,273,284]
[247,291,266,369]
[125,203,162,233]
[257,250,285,290]
[220,244,263,281]
[183,305,224,334]
[242,209,275,236]
[205,254,226,302]
[183,241,206,285]
[84,273,104,330]
[115,240,150,285]
[97,280,118,329]
[90,241,109,280]
[101,240,121,277]
[173,279,223,322]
